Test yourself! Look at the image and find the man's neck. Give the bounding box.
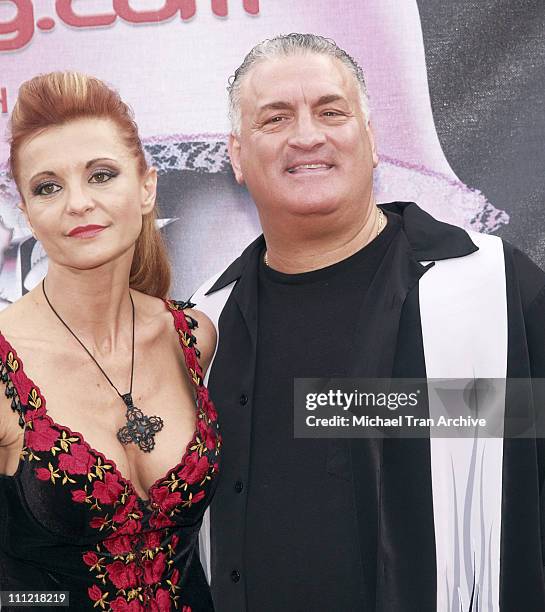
[262,200,387,274]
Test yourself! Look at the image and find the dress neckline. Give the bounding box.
[0,299,207,505]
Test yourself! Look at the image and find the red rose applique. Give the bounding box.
[9,367,34,406]
[115,517,142,536]
[71,489,87,503]
[197,419,216,451]
[35,467,52,481]
[58,443,94,475]
[88,585,107,607]
[92,472,123,505]
[104,533,133,556]
[149,511,175,530]
[151,486,182,513]
[143,551,167,585]
[89,515,110,530]
[113,494,138,524]
[150,588,171,612]
[106,560,140,590]
[110,596,144,612]
[26,418,58,451]
[82,551,99,567]
[59,444,95,474]
[188,490,205,505]
[142,530,162,550]
[180,454,209,485]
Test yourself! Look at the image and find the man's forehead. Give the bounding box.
[241,53,356,107]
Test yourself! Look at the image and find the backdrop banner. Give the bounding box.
[0,0,542,303]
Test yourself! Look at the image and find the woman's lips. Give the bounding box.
[67,225,107,238]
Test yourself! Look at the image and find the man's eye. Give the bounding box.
[34,182,61,196]
[89,170,115,184]
[267,116,286,124]
[323,111,342,117]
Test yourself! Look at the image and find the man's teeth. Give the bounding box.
[288,164,330,172]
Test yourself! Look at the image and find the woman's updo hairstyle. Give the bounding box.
[8,72,170,299]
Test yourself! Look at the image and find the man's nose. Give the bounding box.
[65,183,95,215]
[287,113,327,149]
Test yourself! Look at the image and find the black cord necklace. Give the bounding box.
[41,279,163,453]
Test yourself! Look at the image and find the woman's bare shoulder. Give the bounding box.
[183,307,217,373]
[0,290,43,341]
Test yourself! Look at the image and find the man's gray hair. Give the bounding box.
[227,33,370,135]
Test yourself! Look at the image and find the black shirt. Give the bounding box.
[245,214,401,611]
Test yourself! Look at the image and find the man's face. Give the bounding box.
[229,53,378,222]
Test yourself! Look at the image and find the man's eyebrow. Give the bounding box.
[315,94,346,106]
[257,101,294,113]
[257,95,347,114]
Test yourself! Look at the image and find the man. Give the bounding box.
[192,34,545,611]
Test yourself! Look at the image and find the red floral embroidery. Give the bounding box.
[88,584,108,607]
[188,490,205,505]
[113,494,138,523]
[143,551,167,585]
[0,300,218,612]
[103,533,134,556]
[149,511,176,530]
[180,453,209,485]
[89,515,110,530]
[151,486,182,512]
[26,418,58,451]
[150,588,171,612]
[35,467,52,481]
[57,442,94,474]
[92,472,124,505]
[8,363,34,404]
[83,551,99,567]
[107,559,140,590]
[197,417,216,450]
[71,489,87,502]
[110,597,144,612]
[142,530,162,550]
[115,517,142,536]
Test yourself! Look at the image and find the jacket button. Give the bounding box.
[239,394,248,406]
[231,569,241,583]
[234,481,244,493]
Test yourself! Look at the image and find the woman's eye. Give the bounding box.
[34,183,60,196]
[89,170,115,184]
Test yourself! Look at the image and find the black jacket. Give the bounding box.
[193,202,545,611]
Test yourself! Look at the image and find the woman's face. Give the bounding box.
[16,117,156,272]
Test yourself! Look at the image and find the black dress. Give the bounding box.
[0,300,220,611]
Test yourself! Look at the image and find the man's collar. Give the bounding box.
[380,202,478,261]
[205,201,478,295]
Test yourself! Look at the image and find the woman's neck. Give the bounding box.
[40,256,135,355]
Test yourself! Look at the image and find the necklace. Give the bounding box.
[263,206,386,267]
[41,280,163,453]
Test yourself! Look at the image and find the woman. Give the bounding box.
[0,72,220,611]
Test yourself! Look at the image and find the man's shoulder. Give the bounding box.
[190,234,264,315]
[502,240,545,313]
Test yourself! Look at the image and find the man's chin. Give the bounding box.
[282,200,341,217]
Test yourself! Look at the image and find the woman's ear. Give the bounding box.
[141,167,158,214]
[17,199,37,238]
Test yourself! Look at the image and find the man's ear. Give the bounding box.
[228,133,245,185]
[17,200,37,238]
[141,166,157,214]
[366,121,379,168]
